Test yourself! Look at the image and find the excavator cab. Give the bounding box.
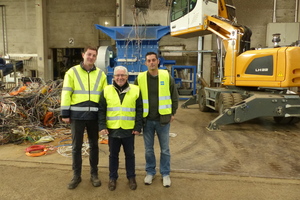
[170,0,237,38]
[170,0,217,38]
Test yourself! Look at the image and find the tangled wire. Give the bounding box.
[0,79,68,144]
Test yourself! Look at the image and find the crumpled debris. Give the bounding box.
[0,79,68,145]
[34,135,55,144]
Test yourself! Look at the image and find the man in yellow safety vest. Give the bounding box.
[99,66,143,191]
[135,52,179,187]
[61,46,107,189]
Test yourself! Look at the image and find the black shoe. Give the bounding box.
[68,176,81,189]
[108,179,116,191]
[129,177,137,190]
[90,175,101,187]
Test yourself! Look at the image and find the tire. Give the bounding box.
[289,117,300,124]
[218,93,234,114]
[198,89,210,112]
[273,116,300,124]
[231,93,243,105]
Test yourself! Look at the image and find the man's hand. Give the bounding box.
[170,115,175,123]
[62,118,71,124]
[99,129,109,135]
[132,130,140,135]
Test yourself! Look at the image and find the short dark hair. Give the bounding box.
[83,46,98,54]
[145,52,158,59]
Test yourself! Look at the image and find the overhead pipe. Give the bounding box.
[273,0,277,23]
[197,36,203,77]
[116,0,121,26]
[0,5,7,55]
[121,0,125,25]
[296,0,299,22]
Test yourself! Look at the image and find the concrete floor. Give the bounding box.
[1,101,300,199]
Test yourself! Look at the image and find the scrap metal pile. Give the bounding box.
[0,79,66,144]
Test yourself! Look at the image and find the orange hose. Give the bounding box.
[25,145,47,157]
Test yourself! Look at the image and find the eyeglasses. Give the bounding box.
[114,74,128,77]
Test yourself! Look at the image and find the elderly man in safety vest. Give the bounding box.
[98,66,143,191]
[61,46,107,190]
[135,51,179,187]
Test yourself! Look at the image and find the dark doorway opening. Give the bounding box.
[52,48,83,80]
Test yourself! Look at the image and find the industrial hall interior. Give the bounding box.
[1,0,300,200]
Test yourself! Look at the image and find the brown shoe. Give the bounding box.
[108,179,116,191]
[129,177,137,190]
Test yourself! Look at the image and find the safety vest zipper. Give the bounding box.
[88,71,91,111]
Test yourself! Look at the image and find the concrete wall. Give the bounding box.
[0,0,36,55]
[0,0,298,53]
[47,0,116,48]
[0,0,298,79]
[233,0,298,48]
[0,0,116,55]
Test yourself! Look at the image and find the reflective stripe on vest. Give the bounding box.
[137,70,172,117]
[107,107,136,112]
[104,84,140,129]
[142,99,149,114]
[106,116,136,121]
[62,87,73,92]
[70,106,99,112]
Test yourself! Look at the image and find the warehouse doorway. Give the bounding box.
[52,48,83,80]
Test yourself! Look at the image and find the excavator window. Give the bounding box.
[170,0,188,21]
[189,0,196,11]
[171,0,217,21]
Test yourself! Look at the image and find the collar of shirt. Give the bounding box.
[80,62,96,72]
[113,81,130,94]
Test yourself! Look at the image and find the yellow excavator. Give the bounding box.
[169,0,300,130]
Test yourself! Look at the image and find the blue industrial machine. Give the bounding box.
[94,24,175,83]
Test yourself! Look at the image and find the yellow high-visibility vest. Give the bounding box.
[60,65,107,113]
[104,84,140,129]
[137,70,172,117]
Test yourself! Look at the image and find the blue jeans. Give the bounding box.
[143,120,170,176]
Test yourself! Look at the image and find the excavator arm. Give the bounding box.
[170,0,251,86]
[204,15,252,85]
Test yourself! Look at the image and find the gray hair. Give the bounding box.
[114,66,128,75]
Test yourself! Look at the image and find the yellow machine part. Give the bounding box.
[225,47,300,87]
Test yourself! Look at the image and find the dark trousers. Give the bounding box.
[108,135,135,180]
[71,119,99,176]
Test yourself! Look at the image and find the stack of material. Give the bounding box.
[0,79,66,144]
